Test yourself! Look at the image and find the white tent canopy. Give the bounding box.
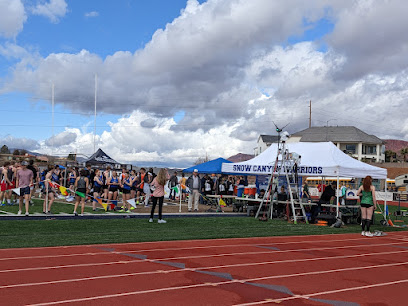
[222,142,387,179]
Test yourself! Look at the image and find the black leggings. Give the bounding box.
[150,196,164,219]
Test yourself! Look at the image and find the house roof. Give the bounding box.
[292,126,383,144]
[259,135,280,144]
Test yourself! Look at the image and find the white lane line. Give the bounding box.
[0,232,361,252]
[0,236,372,260]
[109,236,370,254]
[1,239,407,269]
[27,261,408,305]
[0,231,403,254]
[0,259,141,274]
[154,240,408,261]
[0,251,115,262]
[3,248,408,290]
[234,278,408,305]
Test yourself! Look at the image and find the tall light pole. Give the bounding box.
[94,74,97,153]
[51,83,55,156]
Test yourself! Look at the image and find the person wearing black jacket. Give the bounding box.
[27,160,38,205]
[311,181,336,224]
[168,171,178,200]
[202,174,213,204]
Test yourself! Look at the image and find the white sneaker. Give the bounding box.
[365,232,374,237]
[361,231,366,236]
[17,210,22,215]
[25,212,29,216]
[158,219,167,224]
[149,218,153,223]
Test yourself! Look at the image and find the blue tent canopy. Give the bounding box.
[183,158,232,174]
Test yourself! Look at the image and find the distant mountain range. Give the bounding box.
[384,139,408,153]
[8,148,41,156]
[227,153,254,163]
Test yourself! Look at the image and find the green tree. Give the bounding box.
[13,149,20,156]
[400,148,408,162]
[0,145,9,154]
[385,150,397,162]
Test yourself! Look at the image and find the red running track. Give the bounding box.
[1,232,408,305]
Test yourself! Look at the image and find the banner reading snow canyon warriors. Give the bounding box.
[231,164,323,175]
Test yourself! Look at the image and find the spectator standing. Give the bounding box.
[0,162,12,205]
[27,160,38,205]
[107,171,120,205]
[92,169,104,211]
[356,176,377,237]
[168,171,178,200]
[180,173,187,201]
[186,169,201,212]
[103,166,112,201]
[227,176,235,196]
[143,169,153,207]
[217,176,227,196]
[74,170,89,216]
[137,168,146,205]
[68,168,77,193]
[302,182,311,202]
[149,168,169,223]
[120,171,132,213]
[130,170,138,206]
[43,166,55,214]
[16,161,33,216]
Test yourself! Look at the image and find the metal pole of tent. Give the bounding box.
[63,162,67,188]
[384,180,388,220]
[45,180,49,212]
[179,183,182,213]
[336,172,340,218]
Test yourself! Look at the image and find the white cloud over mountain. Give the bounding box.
[1,0,408,166]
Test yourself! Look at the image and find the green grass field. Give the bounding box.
[0,200,407,249]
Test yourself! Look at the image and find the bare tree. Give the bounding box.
[194,155,210,165]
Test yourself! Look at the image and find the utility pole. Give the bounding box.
[309,100,312,128]
[94,74,97,153]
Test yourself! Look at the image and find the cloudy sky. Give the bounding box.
[0,0,407,167]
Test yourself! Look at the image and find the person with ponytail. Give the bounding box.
[148,168,169,223]
[356,176,377,237]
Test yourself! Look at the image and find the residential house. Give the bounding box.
[254,135,280,156]
[288,126,385,162]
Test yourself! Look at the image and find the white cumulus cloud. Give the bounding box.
[31,0,68,23]
[0,0,26,38]
[2,0,408,165]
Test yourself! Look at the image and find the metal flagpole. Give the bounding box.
[94,74,97,153]
[51,83,55,156]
